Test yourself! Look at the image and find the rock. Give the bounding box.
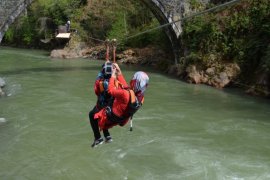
[50,48,82,59]
[0,118,6,123]
[224,63,240,78]
[123,49,135,56]
[183,62,240,88]
[219,72,230,86]
[0,78,5,87]
[206,67,215,76]
[81,47,103,59]
[50,49,68,58]
[168,64,184,77]
[212,72,230,88]
[0,88,5,96]
[245,84,270,97]
[245,86,259,96]
[0,78,6,97]
[201,75,208,83]
[117,49,137,63]
[186,65,202,84]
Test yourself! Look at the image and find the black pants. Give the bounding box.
[89,106,110,140]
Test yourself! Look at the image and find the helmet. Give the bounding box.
[102,62,112,79]
[130,71,149,94]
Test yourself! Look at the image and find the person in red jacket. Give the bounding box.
[91,63,149,147]
[89,61,113,147]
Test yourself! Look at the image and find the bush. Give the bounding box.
[181,0,270,83]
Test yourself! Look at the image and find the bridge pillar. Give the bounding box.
[141,0,185,64]
[0,0,34,43]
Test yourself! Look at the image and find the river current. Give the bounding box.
[0,47,270,180]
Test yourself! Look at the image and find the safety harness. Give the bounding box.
[97,79,112,109]
[106,89,142,124]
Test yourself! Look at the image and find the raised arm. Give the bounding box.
[108,63,128,99]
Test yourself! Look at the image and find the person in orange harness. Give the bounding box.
[89,40,114,147]
[91,63,149,147]
[89,61,113,147]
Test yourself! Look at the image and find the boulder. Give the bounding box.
[186,65,202,84]
[123,49,135,56]
[0,88,5,96]
[224,63,240,78]
[206,67,215,76]
[50,49,68,59]
[211,73,230,88]
[207,63,240,88]
[0,118,6,123]
[0,78,6,97]
[184,63,240,88]
[219,72,230,87]
[0,78,5,87]
[50,49,82,59]
[117,49,137,63]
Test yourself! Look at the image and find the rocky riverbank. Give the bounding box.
[50,43,269,97]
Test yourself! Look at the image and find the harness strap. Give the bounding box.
[106,106,126,123]
[106,89,135,123]
[129,89,136,103]
[99,81,104,92]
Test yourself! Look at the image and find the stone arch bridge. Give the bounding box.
[0,0,196,63]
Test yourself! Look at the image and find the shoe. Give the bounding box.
[105,136,113,143]
[91,138,104,148]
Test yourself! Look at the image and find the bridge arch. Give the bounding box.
[0,0,183,63]
[0,0,34,43]
[140,0,184,64]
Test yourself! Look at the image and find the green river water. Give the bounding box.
[0,47,270,180]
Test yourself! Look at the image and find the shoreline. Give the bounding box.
[1,45,269,99]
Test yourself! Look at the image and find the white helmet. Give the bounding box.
[130,71,149,94]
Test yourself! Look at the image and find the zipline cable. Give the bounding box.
[231,80,270,95]
[88,36,106,43]
[87,0,243,44]
[87,0,268,106]
[123,0,243,41]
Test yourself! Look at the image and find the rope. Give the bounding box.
[86,0,269,96]
[88,0,244,61]
[123,0,243,41]
[87,0,243,44]
[88,36,106,43]
[232,80,270,95]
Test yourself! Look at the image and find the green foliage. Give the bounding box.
[261,45,270,72]
[82,0,161,48]
[185,52,201,65]
[107,12,127,47]
[3,0,169,54]
[190,0,204,10]
[181,0,270,83]
[126,19,169,49]
[4,28,15,43]
[21,16,35,45]
[3,15,37,46]
[3,0,89,48]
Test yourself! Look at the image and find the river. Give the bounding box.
[0,47,270,180]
